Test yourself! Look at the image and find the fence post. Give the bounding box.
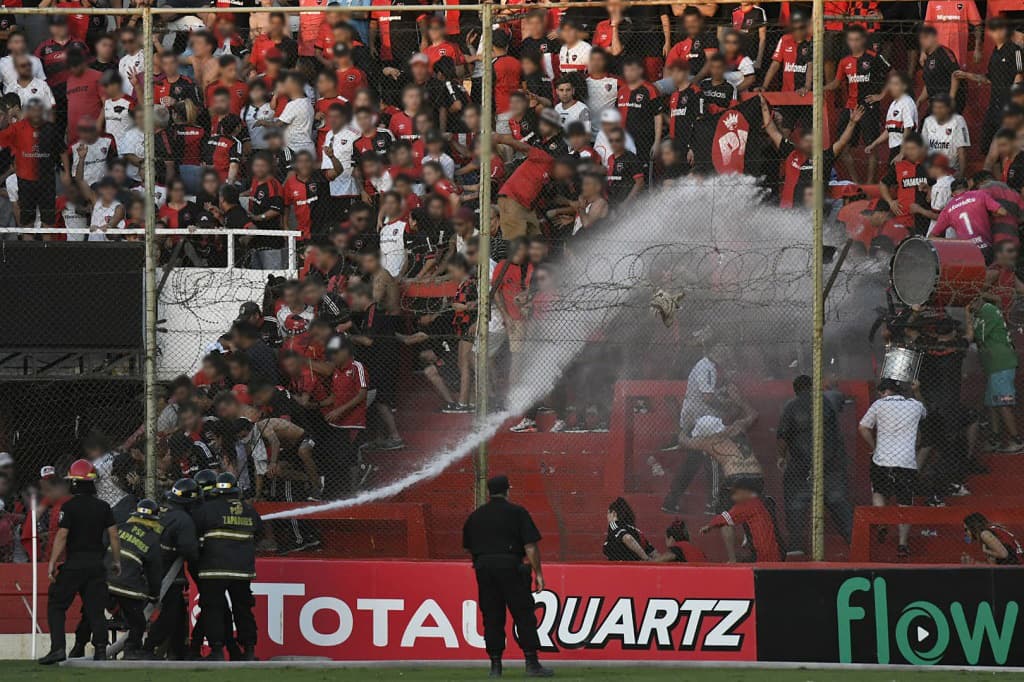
[474,0,495,508]
[810,0,826,561]
[142,6,158,500]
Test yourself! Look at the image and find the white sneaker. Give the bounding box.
[550,419,566,432]
[951,484,971,497]
[510,418,537,433]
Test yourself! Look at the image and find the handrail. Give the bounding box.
[0,227,303,273]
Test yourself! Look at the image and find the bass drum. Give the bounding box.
[890,237,986,308]
[880,346,923,385]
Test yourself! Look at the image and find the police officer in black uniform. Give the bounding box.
[106,498,163,660]
[462,475,553,678]
[39,459,121,665]
[143,478,200,660]
[192,471,262,660]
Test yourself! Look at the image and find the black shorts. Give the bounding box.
[717,474,765,513]
[838,104,881,147]
[870,463,917,505]
[18,177,56,226]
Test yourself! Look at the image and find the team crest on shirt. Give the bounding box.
[30,88,36,93]
[946,128,952,135]
[927,58,936,69]
[956,3,963,9]
[636,92,645,101]
[113,106,126,113]
[861,60,872,69]
[605,83,613,91]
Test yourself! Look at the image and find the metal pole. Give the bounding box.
[142,6,158,500]
[810,0,826,562]
[30,490,37,659]
[474,0,494,508]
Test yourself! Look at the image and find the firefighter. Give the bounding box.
[192,471,262,660]
[107,498,163,660]
[143,478,199,660]
[188,468,242,660]
[39,459,121,665]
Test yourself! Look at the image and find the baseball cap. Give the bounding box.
[928,153,951,171]
[39,465,57,481]
[600,109,622,124]
[539,107,561,127]
[691,415,725,439]
[0,452,12,467]
[326,334,351,355]
[237,301,261,320]
[409,52,429,66]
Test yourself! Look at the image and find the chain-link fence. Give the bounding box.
[0,0,1022,566]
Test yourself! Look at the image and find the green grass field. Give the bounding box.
[4,663,1024,682]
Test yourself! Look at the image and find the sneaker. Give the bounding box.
[440,402,462,413]
[647,455,665,477]
[659,441,681,451]
[93,646,107,661]
[926,495,946,507]
[550,419,566,433]
[877,526,889,544]
[950,483,971,497]
[377,437,405,451]
[660,503,680,514]
[68,643,87,659]
[510,418,537,433]
[453,403,475,414]
[1000,439,1024,453]
[897,544,910,559]
[703,503,717,516]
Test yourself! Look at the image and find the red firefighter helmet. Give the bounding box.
[66,458,97,481]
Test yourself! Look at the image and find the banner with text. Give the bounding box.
[249,559,756,661]
[755,568,1024,666]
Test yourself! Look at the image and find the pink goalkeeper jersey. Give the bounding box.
[929,190,1003,246]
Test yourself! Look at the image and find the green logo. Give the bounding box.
[836,576,1018,665]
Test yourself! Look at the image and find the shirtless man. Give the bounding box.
[357,248,402,315]
[677,390,760,562]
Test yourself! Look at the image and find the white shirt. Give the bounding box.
[72,137,117,188]
[883,94,918,149]
[92,452,127,508]
[118,49,145,96]
[10,77,54,110]
[555,100,591,132]
[322,125,361,197]
[921,113,970,170]
[724,56,756,89]
[586,75,620,134]
[89,198,125,241]
[929,173,955,234]
[0,54,44,92]
[859,395,927,469]
[379,218,407,277]
[559,41,592,73]
[679,356,718,431]
[279,97,316,154]
[61,199,89,242]
[422,152,456,179]
[120,127,145,181]
[103,96,134,139]
[243,102,275,150]
[594,128,637,165]
[276,304,315,336]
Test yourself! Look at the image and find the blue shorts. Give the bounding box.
[985,368,1017,407]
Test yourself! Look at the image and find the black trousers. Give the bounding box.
[474,555,541,659]
[115,596,148,650]
[47,562,108,652]
[662,449,719,510]
[202,579,257,648]
[190,579,241,655]
[145,583,188,659]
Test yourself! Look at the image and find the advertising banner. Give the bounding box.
[250,559,756,661]
[755,568,1024,666]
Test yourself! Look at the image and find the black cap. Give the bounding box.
[237,301,261,320]
[487,474,510,496]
